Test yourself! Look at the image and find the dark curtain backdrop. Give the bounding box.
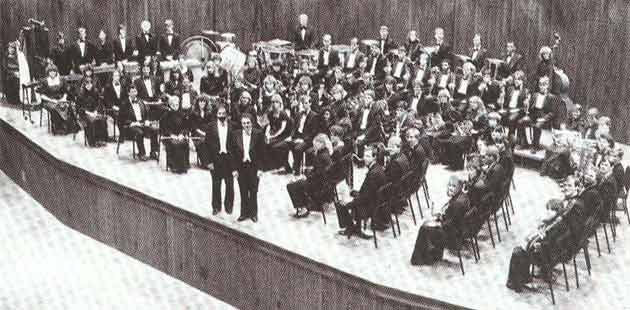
[1,0,629,142]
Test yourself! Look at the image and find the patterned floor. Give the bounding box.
[0,169,235,310]
[1,105,630,310]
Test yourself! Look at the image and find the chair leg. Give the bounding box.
[372,226,378,249]
[501,203,509,231]
[389,214,397,238]
[487,219,496,248]
[116,138,121,155]
[573,256,579,289]
[594,230,601,257]
[415,191,422,209]
[610,209,617,241]
[624,197,630,224]
[602,225,611,253]
[407,198,417,225]
[583,247,591,275]
[504,200,512,225]
[474,236,481,260]
[548,278,556,305]
[423,181,431,209]
[494,213,502,242]
[321,207,327,224]
[508,192,515,214]
[511,178,515,190]
[458,248,465,275]
[394,212,401,235]
[562,263,569,292]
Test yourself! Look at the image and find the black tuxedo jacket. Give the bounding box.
[119,99,149,125]
[135,33,158,60]
[134,76,162,101]
[405,40,423,62]
[231,128,265,170]
[292,26,315,50]
[69,40,96,71]
[159,33,181,59]
[378,37,397,56]
[499,52,523,78]
[113,37,134,62]
[103,82,128,109]
[94,40,114,65]
[432,42,452,66]
[385,152,410,182]
[467,47,488,71]
[205,120,236,166]
[291,110,320,142]
[317,48,340,70]
[355,163,387,218]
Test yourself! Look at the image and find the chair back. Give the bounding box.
[624,166,630,192]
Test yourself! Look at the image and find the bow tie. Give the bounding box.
[79,39,85,43]
[114,82,120,86]
[300,26,307,30]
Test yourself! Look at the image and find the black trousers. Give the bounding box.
[84,117,108,146]
[211,153,234,212]
[290,141,312,172]
[127,126,158,156]
[287,179,309,210]
[506,246,532,291]
[165,140,190,172]
[238,162,259,218]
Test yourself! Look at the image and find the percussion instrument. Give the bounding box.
[160,60,179,71]
[295,48,319,69]
[122,61,140,75]
[93,63,116,75]
[360,39,378,51]
[332,44,352,66]
[254,40,294,68]
[220,32,236,43]
[267,38,293,48]
[220,45,247,77]
[181,35,219,63]
[485,58,505,79]
[201,29,221,40]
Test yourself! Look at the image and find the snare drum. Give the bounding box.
[122,61,140,75]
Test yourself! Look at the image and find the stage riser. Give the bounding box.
[0,120,469,310]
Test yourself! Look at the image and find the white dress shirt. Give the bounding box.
[393,62,404,78]
[439,74,449,89]
[218,121,228,154]
[346,51,357,69]
[301,29,306,41]
[181,93,191,110]
[472,49,479,61]
[120,38,126,53]
[360,109,370,130]
[298,112,308,133]
[509,90,521,109]
[113,83,121,99]
[410,97,420,112]
[457,79,469,95]
[79,41,86,57]
[534,94,546,109]
[131,102,143,121]
[323,49,330,66]
[167,34,173,46]
[144,79,154,98]
[243,131,252,162]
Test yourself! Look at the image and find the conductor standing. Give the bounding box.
[206,104,235,215]
[232,114,264,222]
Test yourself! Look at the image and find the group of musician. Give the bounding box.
[4,15,624,248]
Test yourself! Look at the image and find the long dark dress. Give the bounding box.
[38,78,79,134]
[265,110,291,170]
[160,109,190,173]
[76,89,108,145]
[190,107,213,167]
[4,54,20,105]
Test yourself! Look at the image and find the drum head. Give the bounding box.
[181,36,219,63]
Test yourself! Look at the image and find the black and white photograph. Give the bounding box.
[1,1,630,309]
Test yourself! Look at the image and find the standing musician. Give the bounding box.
[529,76,564,150]
[37,64,80,135]
[50,32,71,75]
[94,29,114,66]
[190,95,214,167]
[292,14,315,51]
[205,104,236,215]
[434,60,456,96]
[390,45,412,86]
[134,20,158,64]
[377,26,397,57]
[113,25,134,64]
[468,34,487,72]
[405,30,423,63]
[366,43,387,81]
[69,27,95,73]
[164,69,183,95]
[317,34,340,81]
[159,20,181,61]
[232,114,265,222]
[501,70,529,146]
[431,27,452,67]
[344,38,365,73]
[453,62,479,101]
[119,84,159,160]
[200,54,229,98]
[76,77,108,146]
[498,41,523,79]
[287,133,334,218]
[160,96,190,173]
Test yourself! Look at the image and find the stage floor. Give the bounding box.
[0,169,235,310]
[2,105,630,310]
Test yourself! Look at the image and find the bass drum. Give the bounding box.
[180,35,220,63]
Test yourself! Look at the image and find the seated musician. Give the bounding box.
[119,84,159,160]
[336,144,387,239]
[528,76,564,150]
[468,34,487,72]
[164,69,183,95]
[404,30,423,63]
[431,27,452,67]
[383,135,410,214]
[241,52,262,97]
[3,42,21,105]
[76,77,108,146]
[410,174,471,265]
[353,90,385,162]
[279,94,321,175]
[264,94,292,171]
[287,133,334,218]
[200,54,228,98]
[325,66,348,93]
[500,70,529,146]
[38,64,80,135]
[330,125,353,161]
[540,130,575,180]
[134,63,162,102]
[498,41,524,80]
[160,96,190,173]
[390,45,411,85]
[453,62,479,102]
[232,91,259,128]
[80,65,102,93]
[608,147,626,199]
[190,95,214,168]
[403,126,429,169]
[176,73,197,114]
[267,60,291,88]
[597,159,619,224]
[293,76,318,111]
[366,43,387,81]
[468,144,507,209]
[343,37,364,74]
[506,197,573,292]
[478,69,502,111]
[259,75,284,113]
[434,61,456,97]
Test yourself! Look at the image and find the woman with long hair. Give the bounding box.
[76,77,108,146]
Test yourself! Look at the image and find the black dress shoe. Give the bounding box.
[356,230,373,240]
[294,209,310,218]
[226,209,233,215]
[251,216,258,223]
[212,210,220,215]
[149,152,159,160]
[237,216,248,222]
[137,154,148,161]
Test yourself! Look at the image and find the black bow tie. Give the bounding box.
[79,39,85,43]
[114,82,120,86]
[300,26,307,30]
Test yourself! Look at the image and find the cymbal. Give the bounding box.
[267,38,292,46]
[202,29,220,36]
[361,39,378,46]
[332,44,351,53]
[221,32,235,40]
[265,46,293,54]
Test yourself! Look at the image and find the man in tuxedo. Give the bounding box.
[468,34,487,71]
[69,27,95,73]
[336,144,386,239]
[285,95,321,174]
[103,69,127,134]
[317,34,340,78]
[292,14,315,50]
[405,30,423,63]
[206,104,236,215]
[135,20,158,64]
[134,63,162,102]
[50,32,71,75]
[404,126,427,169]
[383,135,410,218]
[113,25,134,63]
[366,44,387,81]
[159,19,181,61]
[119,84,159,160]
[232,114,264,222]
[431,28,452,67]
[529,76,564,149]
[377,26,396,57]
[498,41,523,79]
[343,37,365,73]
